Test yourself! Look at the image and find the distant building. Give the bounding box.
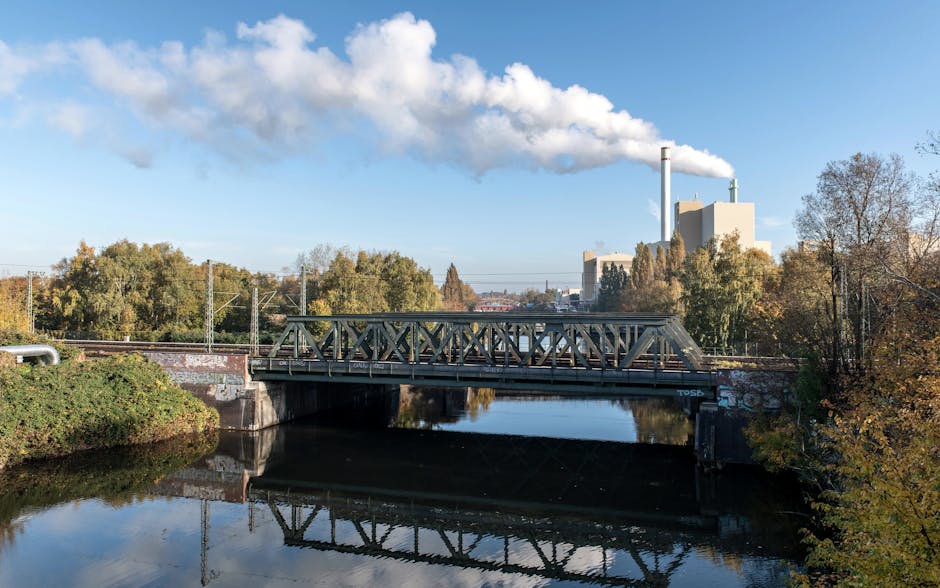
[797,240,822,253]
[475,297,518,312]
[581,251,633,304]
[673,180,771,256]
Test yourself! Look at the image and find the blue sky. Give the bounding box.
[2,1,938,291]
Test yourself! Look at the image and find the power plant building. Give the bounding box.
[673,179,771,256]
[581,251,633,303]
[579,146,771,306]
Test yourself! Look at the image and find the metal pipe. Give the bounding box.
[661,146,671,243]
[0,344,60,365]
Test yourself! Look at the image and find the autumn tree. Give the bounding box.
[441,263,475,311]
[795,152,918,373]
[630,244,654,290]
[315,249,440,315]
[0,278,28,332]
[625,235,685,314]
[680,233,770,353]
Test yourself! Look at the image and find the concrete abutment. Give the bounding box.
[143,351,395,431]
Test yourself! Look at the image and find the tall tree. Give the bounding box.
[654,244,667,282]
[796,152,918,372]
[441,263,475,311]
[680,233,769,353]
[630,243,654,290]
[666,231,686,278]
[596,263,629,311]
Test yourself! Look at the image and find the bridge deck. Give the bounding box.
[250,357,715,396]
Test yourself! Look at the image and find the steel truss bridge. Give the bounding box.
[251,312,716,397]
[255,488,693,587]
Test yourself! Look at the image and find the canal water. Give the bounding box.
[0,390,807,587]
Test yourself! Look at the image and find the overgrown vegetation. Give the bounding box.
[0,351,218,470]
[743,148,940,585]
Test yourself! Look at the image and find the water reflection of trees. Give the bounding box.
[393,387,495,429]
[0,432,217,529]
[0,517,25,559]
[615,398,694,445]
[465,388,495,420]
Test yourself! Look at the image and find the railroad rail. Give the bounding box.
[60,339,273,357]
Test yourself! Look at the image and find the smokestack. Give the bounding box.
[661,146,671,243]
[729,178,738,203]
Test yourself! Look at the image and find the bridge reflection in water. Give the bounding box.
[156,422,805,586]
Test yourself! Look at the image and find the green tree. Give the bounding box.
[596,263,629,311]
[48,241,98,334]
[680,233,769,353]
[441,263,475,311]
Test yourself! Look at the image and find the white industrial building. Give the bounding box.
[581,251,633,303]
[674,178,772,256]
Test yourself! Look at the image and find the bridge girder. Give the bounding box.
[258,313,711,394]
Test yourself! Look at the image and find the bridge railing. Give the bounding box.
[266,312,705,372]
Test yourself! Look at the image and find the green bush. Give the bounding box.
[0,353,218,470]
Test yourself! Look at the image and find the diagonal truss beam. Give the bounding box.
[266,312,706,373]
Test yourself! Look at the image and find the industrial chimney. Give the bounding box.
[661,146,671,243]
[729,178,739,203]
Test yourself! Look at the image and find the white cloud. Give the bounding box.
[647,198,661,221]
[48,103,92,139]
[0,13,734,177]
[0,41,33,94]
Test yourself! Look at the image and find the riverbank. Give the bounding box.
[0,338,218,471]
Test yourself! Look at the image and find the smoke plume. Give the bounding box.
[0,13,734,177]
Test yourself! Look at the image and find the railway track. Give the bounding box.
[60,339,272,357]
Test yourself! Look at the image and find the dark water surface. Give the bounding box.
[0,393,806,587]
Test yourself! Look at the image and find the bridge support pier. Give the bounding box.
[694,403,765,468]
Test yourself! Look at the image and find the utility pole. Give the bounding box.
[299,265,307,316]
[250,287,259,356]
[299,265,308,353]
[26,271,35,334]
[204,260,214,353]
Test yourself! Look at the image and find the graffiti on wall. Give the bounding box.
[716,369,795,412]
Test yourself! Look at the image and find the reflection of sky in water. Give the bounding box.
[436,398,640,442]
[0,497,790,587]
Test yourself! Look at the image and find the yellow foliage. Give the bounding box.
[0,278,28,333]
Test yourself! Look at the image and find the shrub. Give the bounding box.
[0,353,218,470]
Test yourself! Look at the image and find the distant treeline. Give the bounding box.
[0,242,480,341]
